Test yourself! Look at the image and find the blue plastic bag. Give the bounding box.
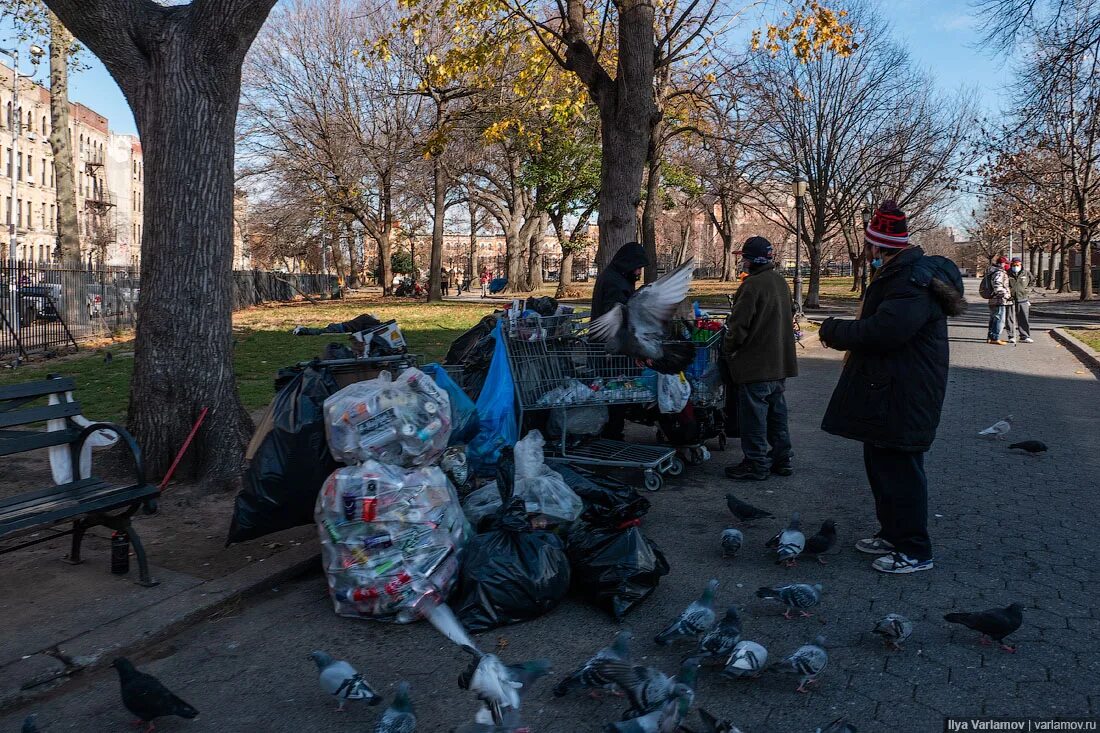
[466,322,518,475]
[421,363,480,445]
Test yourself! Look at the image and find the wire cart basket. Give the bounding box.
[651,323,728,464]
[502,310,678,491]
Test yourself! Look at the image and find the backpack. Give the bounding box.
[978,271,995,299]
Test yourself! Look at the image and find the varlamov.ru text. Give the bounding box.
[946,720,1098,731]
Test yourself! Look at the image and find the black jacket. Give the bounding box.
[720,263,798,383]
[819,247,966,452]
[591,243,649,318]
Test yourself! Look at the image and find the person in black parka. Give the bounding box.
[590,242,650,440]
[819,201,966,575]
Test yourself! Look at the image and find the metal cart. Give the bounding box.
[654,325,727,464]
[502,311,678,491]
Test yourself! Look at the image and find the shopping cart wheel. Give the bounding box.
[644,471,663,492]
[665,457,685,477]
[717,434,728,451]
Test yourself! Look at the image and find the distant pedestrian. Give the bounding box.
[441,269,450,297]
[480,269,490,297]
[721,236,797,481]
[818,200,966,575]
[1007,257,1034,344]
[980,256,1012,345]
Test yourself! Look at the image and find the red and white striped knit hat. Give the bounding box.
[864,200,909,249]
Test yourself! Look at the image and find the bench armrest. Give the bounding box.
[74,422,149,490]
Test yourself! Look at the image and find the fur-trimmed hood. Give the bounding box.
[910,253,968,317]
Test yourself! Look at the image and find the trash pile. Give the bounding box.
[317,367,469,622]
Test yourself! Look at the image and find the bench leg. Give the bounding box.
[63,520,87,565]
[125,523,158,587]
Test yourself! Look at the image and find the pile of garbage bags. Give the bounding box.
[317,367,469,622]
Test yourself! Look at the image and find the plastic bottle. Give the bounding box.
[110,531,130,575]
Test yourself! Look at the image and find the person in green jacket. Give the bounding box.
[720,236,799,481]
[1007,257,1035,344]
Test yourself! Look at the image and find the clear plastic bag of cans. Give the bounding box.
[315,461,470,622]
[323,368,452,466]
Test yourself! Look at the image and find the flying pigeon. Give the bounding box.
[553,629,633,698]
[720,640,768,679]
[458,647,551,722]
[720,528,744,557]
[815,718,858,732]
[765,513,805,566]
[587,258,697,374]
[604,684,692,733]
[756,583,823,619]
[944,603,1024,652]
[872,613,914,650]
[691,708,743,733]
[654,578,719,645]
[310,650,382,711]
[376,682,416,733]
[698,606,742,660]
[725,494,773,523]
[22,714,38,733]
[598,657,699,720]
[978,415,1012,438]
[1008,440,1047,455]
[111,657,198,732]
[803,520,837,564]
[772,635,828,693]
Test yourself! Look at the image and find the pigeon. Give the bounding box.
[553,629,633,698]
[872,613,914,650]
[690,708,743,733]
[756,583,823,619]
[103,351,113,365]
[458,647,551,722]
[978,415,1012,438]
[654,578,719,645]
[376,682,416,733]
[944,603,1024,652]
[720,640,768,678]
[310,650,382,711]
[725,494,773,522]
[597,658,699,719]
[814,718,858,732]
[453,707,527,732]
[720,528,744,557]
[765,513,805,566]
[111,657,198,732]
[772,635,828,693]
[1008,440,1047,455]
[698,606,742,660]
[22,714,38,733]
[604,683,692,733]
[587,258,697,374]
[803,520,837,564]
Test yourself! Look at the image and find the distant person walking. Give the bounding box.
[480,269,490,298]
[441,269,450,297]
[981,256,1012,345]
[1006,257,1034,344]
[720,236,798,481]
[818,200,966,575]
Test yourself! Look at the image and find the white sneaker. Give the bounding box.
[1022,338,1034,343]
[1008,338,1017,344]
[872,552,934,574]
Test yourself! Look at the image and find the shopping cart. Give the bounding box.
[502,310,679,491]
[650,324,727,464]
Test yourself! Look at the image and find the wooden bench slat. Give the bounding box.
[0,478,110,515]
[0,401,82,429]
[0,428,83,457]
[0,378,75,402]
[0,485,158,536]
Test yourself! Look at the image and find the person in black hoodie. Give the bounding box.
[590,242,649,439]
[818,201,966,575]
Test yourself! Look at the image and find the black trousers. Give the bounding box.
[863,443,932,560]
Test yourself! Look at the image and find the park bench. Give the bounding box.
[0,375,160,586]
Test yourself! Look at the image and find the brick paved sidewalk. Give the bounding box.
[1,314,1095,733]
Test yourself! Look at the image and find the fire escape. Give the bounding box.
[84,151,116,267]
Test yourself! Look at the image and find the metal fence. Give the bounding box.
[0,263,339,359]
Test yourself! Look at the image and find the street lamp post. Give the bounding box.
[1,48,19,264]
[792,169,807,314]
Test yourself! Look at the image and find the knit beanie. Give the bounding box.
[864,200,909,249]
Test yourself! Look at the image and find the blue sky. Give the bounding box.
[1,0,1014,139]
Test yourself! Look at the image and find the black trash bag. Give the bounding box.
[567,520,670,621]
[453,452,572,632]
[555,466,650,526]
[445,313,500,401]
[227,366,340,545]
[523,296,558,317]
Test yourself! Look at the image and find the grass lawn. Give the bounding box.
[0,297,497,423]
[545,276,860,306]
[1067,328,1100,352]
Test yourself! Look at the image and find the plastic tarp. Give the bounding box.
[420,363,479,445]
[466,322,518,475]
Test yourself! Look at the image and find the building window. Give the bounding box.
[26,110,32,131]
[16,153,21,182]
[40,205,45,230]
[50,204,55,231]
[26,156,31,179]
[3,102,9,128]
[79,133,83,151]
[5,197,9,226]
[4,148,9,178]
[41,158,46,186]
[17,200,22,228]
[50,162,54,187]
[41,115,46,135]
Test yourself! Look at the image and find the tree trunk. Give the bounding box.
[1081,230,1094,300]
[428,157,445,302]
[639,153,661,283]
[1046,237,1058,289]
[806,237,822,309]
[45,0,276,489]
[467,202,479,292]
[344,221,359,288]
[1058,236,1073,292]
[526,212,546,290]
[376,232,393,293]
[48,14,79,268]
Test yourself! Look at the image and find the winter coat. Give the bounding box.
[590,243,649,318]
[819,247,966,452]
[986,265,1012,306]
[720,263,798,384]
[1010,269,1034,302]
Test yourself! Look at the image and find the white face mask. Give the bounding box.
[1011,266,1021,274]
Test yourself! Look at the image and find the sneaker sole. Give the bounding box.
[873,561,934,574]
